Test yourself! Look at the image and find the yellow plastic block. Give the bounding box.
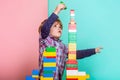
[68,43,76,51]
[40,76,53,80]
[69,48,76,51]
[43,62,56,67]
[32,75,39,78]
[69,43,76,48]
[68,54,76,60]
[70,21,76,24]
[43,51,56,57]
[67,74,90,80]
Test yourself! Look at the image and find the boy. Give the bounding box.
[38,4,102,80]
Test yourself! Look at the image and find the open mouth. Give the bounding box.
[58,31,61,34]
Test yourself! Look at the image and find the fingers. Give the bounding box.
[58,4,66,10]
[96,48,100,53]
[95,46,103,53]
[54,4,66,15]
[98,46,103,49]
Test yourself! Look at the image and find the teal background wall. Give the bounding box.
[48,0,120,80]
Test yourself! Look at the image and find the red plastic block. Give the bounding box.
[66,67,78,70]
[66,60,78,64]
[67,79,78,80]
[69,24,76,30]
[46,56,56,58]
[68,51,76,54]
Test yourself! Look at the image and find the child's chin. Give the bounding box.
[56,35,61,39]
[57,34,61,37]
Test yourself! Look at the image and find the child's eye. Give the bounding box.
[54,25,57,27]
[59,26,62,29]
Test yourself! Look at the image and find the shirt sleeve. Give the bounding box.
[76,48,96,59]
[41,13,58,39]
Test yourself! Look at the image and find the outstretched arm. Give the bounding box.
[41,4,66,39]
[76,48,96,59]
[76,47,103,59]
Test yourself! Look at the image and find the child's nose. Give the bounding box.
[56,25,61,30]
[58,27,61,30]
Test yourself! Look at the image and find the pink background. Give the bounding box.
[0,0,47,80]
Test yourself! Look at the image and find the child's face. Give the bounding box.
[50,21,62,40]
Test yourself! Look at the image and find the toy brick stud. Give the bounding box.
[60,1,67,10]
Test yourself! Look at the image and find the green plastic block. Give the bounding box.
[68,32,76,36]
[68,37,76,43]
[46,47,56,52]
[43,70,54,74]
[60,1,67,10]
[68,32,76,42]
[66,64,78,68]
[60,1,64,4]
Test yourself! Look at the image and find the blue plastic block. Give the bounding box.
[32,70,39,75]
[26,76,36,80]
[43,57,56,62]
[43,67,56,71]
[43,74,54,77]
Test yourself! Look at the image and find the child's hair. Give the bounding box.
[38,18,63,34]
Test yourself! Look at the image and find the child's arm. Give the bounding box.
[41,4,66,39]
[41,13,58,39]
[76,47,103,59]
[76,48,95,59]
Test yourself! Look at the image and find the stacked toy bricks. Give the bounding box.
[40,47,56,80]
[26,69,39,80]
[66,10,90,80]
[26,47,56,80]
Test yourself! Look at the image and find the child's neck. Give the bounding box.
[54,37,59,40]
[49,35,59,41]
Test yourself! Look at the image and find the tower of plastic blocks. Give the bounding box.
[40,47,56,80]
[66,10,90,80]
[26,47,56,80]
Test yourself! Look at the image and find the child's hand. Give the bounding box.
[95,47,103,53]
[54,4,66,15]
